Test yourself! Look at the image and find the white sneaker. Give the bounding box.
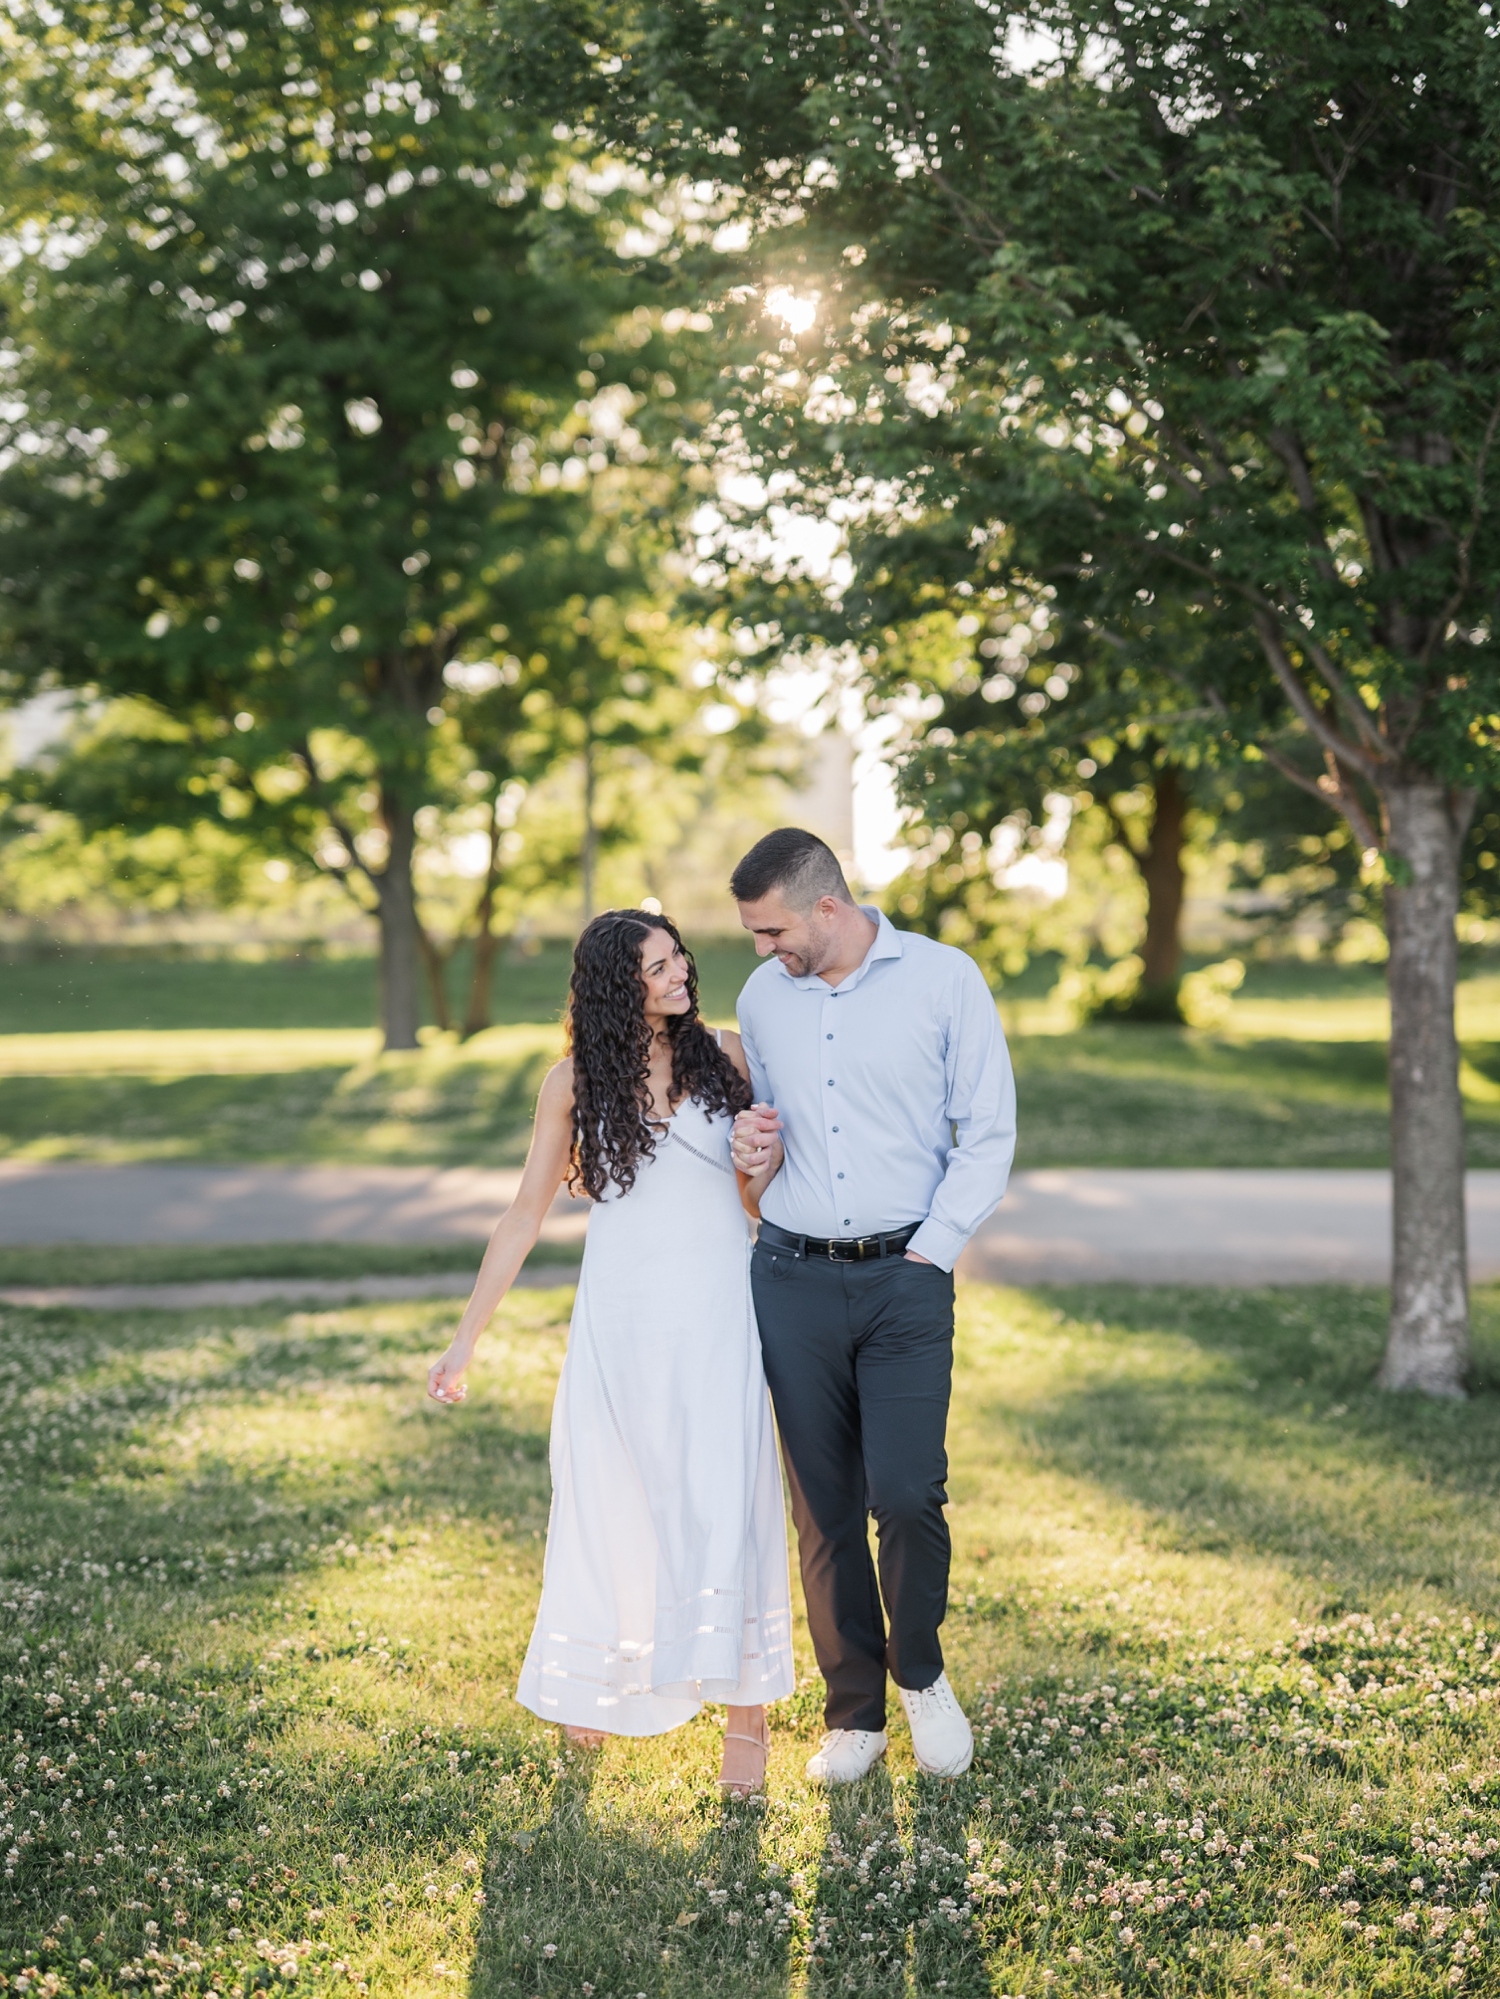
[899,1673,974,1776]
[805,1728,888,1786]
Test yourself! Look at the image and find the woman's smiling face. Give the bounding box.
[639,927,691,1023]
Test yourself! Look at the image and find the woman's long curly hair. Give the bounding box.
[565,907,752,1201]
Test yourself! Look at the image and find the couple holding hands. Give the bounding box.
[427,828,1017,1796]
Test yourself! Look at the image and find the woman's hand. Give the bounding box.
[428,1345,472,1406]
[733,1103,784,1220]
[732,1103,782,1173]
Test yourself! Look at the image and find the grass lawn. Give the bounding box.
[6,949,1500,1172]
[0,1027,561,1169]
[4,1279,1500,1996]
[5,1015,1500,1170]
[0,941,761,1040]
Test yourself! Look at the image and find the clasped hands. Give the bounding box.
[732,1102,783,1174]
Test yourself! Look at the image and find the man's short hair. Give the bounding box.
[730,828,854,909]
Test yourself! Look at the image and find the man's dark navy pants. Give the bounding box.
[750,1237,955,1733]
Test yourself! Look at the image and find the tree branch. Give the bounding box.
[1179,283,1220,333]
[1199,682,1378,848]
[1296,628,1388,758]
[285,831,378,916]
[294,736,384,899]
[1296,202,1341,251]
[1421,387,1500,671]
[1266,426,1340,585]
[1258,742,1380,854]
[850,0,1011,253]
[1250,609,1384,783]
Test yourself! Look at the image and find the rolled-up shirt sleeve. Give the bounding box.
[906,958,1017,1270]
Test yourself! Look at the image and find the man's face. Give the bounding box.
[736,890,838,978]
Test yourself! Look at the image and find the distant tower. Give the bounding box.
[788,728,855,875]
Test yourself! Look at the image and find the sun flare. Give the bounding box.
[765,285,818,334]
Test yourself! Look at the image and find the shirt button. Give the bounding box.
[827,1078,834,1086]
[831,1126,839,1133]
[837,1172,845,1180]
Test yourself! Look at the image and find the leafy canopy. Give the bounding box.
[525,0,1500,859]
[0,0,693,904]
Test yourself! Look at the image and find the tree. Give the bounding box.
[0,0,686,1048]
[540,0,1500,1396]
[431,536,724,1028]
[0,696,323,933]
[861,594,1225,1017]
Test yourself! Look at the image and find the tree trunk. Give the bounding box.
[1104,765,1187,1022]
[1138,767,1186,991]
[417,929,455,1036]
[462,923,506,1039]
[459,794,506,1039]
[1378,779,1470,1395]
[376,789,424,1052]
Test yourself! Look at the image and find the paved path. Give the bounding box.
[3,1163,1500,1297]
[0,1161,590,1247]
[962,1168,1500,1285]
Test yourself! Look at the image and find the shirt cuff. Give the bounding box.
[906,1217,968,1272]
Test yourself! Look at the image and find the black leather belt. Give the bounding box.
[758,1220,920,1263]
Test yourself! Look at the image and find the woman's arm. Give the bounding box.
[720,1028,783,1219]
[427,1060,576,1403]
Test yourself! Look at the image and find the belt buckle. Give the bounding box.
[827,1238,857,1263]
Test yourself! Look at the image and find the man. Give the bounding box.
[730,827,1016,1785]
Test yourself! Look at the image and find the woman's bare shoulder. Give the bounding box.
[717,1027,749,1079]
[538,1057,576,1110]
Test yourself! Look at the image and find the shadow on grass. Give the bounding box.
[803,1766,906,1996]
[0,1296,560,1564]
[0,1291,587,1979]
[1008,1029,1401,1172]
[468,1754,797,1999]
[794,1766,994,1998]
[0,1039,554,1166]
[973,1283,1500,1614]
[905,1779,999,1999]
[0,1290,808,1993]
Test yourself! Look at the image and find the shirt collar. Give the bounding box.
[782,905,904,993]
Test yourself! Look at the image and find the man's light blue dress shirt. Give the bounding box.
[735,907,1017,1272]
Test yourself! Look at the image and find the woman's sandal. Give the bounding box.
[718,1712,770,1799]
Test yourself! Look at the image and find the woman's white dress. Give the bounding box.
[515,1096,795,1735]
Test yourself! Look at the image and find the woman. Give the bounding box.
[427,908,793,1795]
